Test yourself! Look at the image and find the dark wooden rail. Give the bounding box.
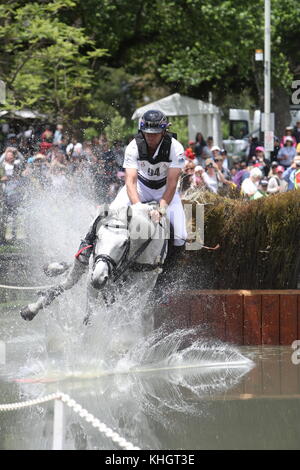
[154,290,300,345]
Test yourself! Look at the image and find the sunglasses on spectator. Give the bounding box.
[215,159,223,162]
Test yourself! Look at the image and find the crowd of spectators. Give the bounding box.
[1,119,300,243]
[179,120,300,199]
[0,122,126,242]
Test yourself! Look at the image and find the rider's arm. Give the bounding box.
[125,168,140,204]
[160,167,182,208]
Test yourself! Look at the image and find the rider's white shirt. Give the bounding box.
[123,137,185,183]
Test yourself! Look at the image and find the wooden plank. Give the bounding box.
[225,294,244,345]
[208,294,226,341]
[164,294,190,331]
[244,295,262,345]
[261,295,280,345]
[190,294,226,341]
[190,293,209,327]
[279,295,298,345]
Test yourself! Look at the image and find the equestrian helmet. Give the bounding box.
[139,110,169,134]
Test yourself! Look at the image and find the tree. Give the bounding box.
[0,0,107,126]
[1,0,300,135]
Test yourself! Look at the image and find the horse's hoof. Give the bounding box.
[43,262,70,277]
[20,306,38,321]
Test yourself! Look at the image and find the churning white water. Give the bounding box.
[11,179,253,380]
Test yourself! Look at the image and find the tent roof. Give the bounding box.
[0,108,47,120]
[131,93,220,119]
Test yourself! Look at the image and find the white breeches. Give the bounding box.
[110,182,187,246]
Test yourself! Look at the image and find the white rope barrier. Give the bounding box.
[0,284,54,290]
[0,392,140,450]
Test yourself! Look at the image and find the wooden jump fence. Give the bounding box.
[154,290,300,345]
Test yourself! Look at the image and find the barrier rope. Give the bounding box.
[0,284,54,290]
[0,392,140,450]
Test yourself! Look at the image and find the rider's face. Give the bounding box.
[143,131,164,149]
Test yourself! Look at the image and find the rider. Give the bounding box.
[76,109,187,264]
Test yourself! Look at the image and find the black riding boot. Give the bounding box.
[75,237,94,265]
[75,211,106,264]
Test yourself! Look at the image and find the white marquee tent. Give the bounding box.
[132,93,222,145]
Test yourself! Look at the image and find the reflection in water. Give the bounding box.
[1,314,254,450]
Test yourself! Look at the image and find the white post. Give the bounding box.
[52,399,65,450]
[264,0,271,159]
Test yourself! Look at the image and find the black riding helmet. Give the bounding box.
[139,109,169,134]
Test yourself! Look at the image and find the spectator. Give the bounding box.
[221,148,234,172]
[282,156,300,190]
[270,137,280,162]
[215,153,231,180]
[246,136,260,162]
[53,124,64,145]
[194,132,206,163]
[267,165,288,194]
[191,165,205,189]
[178,161,195,194]
[66,137,77,159]
[0,155,25,242]
[202,136,214,160]
[251,178,269,200]
[232,161,250,188]
[201,158,229,194]
[49,151,68,189]
[41,125,53,143]
[277,137,297,168]
[241,167,262,198]
[22,153,50,190]
[293,120,300,144]
[280,126,297,148]
[268,161,278,178]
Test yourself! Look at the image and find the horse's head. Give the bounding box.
[91,207,129,289]
[91,203,168,289]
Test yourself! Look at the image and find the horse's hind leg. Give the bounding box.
[20,259,88,321]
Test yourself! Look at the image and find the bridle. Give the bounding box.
[93,220,131,279]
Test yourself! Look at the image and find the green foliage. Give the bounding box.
[0,0,299,130]
[0,0,107,124]
[168,116,189,147]
[83,127,99,141]
[183,190,300,289]
[103,112,127,146]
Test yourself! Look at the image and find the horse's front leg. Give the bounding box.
[20,259,88,321]
[83,260,110,325]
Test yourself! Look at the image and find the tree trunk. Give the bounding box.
[272,85,291,138]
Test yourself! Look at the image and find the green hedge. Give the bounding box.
[181,191,300,289]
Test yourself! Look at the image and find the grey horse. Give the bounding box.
[20,202,169,325]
